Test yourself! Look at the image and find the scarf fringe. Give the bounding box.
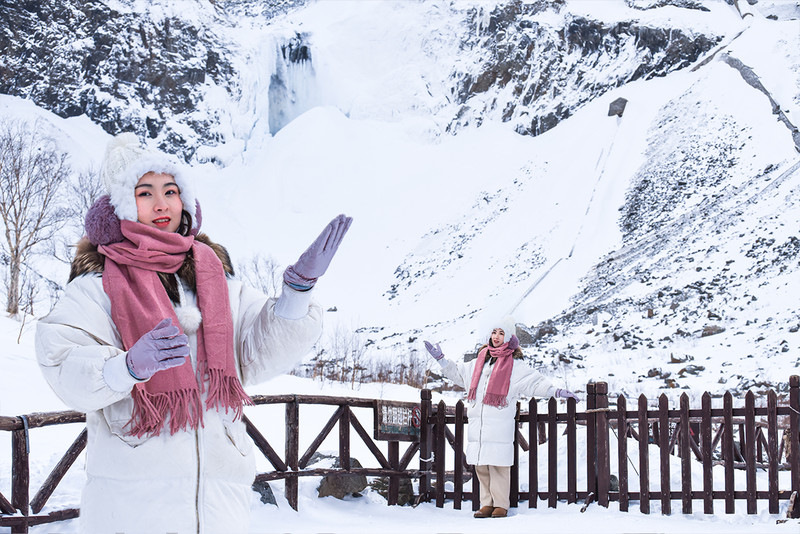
[482,392,510,408]
[128,386,204,438]
[127,371,253,438]
[205,368,254,418]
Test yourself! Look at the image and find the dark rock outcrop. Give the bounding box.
[448,0,720,137]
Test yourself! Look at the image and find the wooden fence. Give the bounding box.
[420,375,800,517]
[1,376,799,532]
[0,394,421,532]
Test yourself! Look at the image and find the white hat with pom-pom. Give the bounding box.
[485,314,517,343]
[99,132,197,225]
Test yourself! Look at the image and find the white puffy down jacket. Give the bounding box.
[36,274,323,534]
[439,354,554,466]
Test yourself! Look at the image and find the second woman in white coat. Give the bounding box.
[424,315,578,518]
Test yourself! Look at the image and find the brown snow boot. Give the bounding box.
[473,506,494,518]
[491,507,508,518]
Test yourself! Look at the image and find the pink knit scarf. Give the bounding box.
[99,220,251,437]
[466,342,515,408]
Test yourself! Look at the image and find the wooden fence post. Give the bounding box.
[723,391,735,514]
[586,382,597,502]
[638,394,650,514]
[617,395,628,512]
[388,441,399,506]
[679,393,692,514]
[744,391,756,514]
[435,400,446,508]
[567,397,577,505]
[529,398,538,509]
[767,390,778,514]
[285,396,299,511]
[339,405,351,472]
[11,425,29,534]
[471,465,480,511]
[596,382,610,508]
[454,400,465,509]
[511,402,520,509]
[420,389,432,503]
[790,375,800,519]
[658,394,671,515]
[701,392,713,515]
[548,397,558,508]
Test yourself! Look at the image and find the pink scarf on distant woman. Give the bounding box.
[99,220,251,438]
[467,342,515,408]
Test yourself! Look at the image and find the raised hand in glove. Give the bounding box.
[126,318,190,380]
[555,388,580,401]
[423,341,444,361]
[284,214,353,290]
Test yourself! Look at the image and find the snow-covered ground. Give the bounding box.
[3,311,799,533]
[0,316,797,533]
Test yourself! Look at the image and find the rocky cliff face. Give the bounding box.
[1,0,725,161]
[0,0,305,161]
[448,0,720,136]
[0,1,232,160]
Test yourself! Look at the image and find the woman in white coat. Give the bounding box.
[424,316,578,518]
[36,133,352,534]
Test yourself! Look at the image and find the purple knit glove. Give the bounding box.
[126,318,190,380]
[507,334,519,351]
[424,341,444,361]
[555,388,579,401]
[284,214,353,290]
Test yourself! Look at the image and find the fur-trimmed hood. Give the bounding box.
[69,233,234,284]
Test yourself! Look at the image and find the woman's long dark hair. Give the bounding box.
[177,209,193,237]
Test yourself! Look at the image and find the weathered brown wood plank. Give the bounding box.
[30,429,87,514]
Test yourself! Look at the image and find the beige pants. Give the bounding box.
[475,465,510,509]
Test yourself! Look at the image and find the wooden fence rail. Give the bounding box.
[2,377,799,532]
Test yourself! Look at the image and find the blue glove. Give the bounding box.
[423,341,444,361]
[555,388,579,401]
[284,214,353,290]
[126,318,190,380]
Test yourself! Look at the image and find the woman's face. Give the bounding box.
[491,328,506,347]
[135,172,183,233]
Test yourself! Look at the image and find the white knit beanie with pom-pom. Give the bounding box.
[99,132,197,224]
[488,315,517,344]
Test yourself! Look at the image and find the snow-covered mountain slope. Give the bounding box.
[193,2,800,399]
[0,0,798,401]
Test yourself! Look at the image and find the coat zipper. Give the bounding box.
[475,362,491,465]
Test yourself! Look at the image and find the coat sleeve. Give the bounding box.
[35,275,137,413]
[437,358,472,390]
[231,281,323,386]
[511,362,556,400]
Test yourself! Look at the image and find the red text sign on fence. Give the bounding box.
[374,400,421,441]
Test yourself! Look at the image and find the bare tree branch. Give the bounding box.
[0,119,71,315]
